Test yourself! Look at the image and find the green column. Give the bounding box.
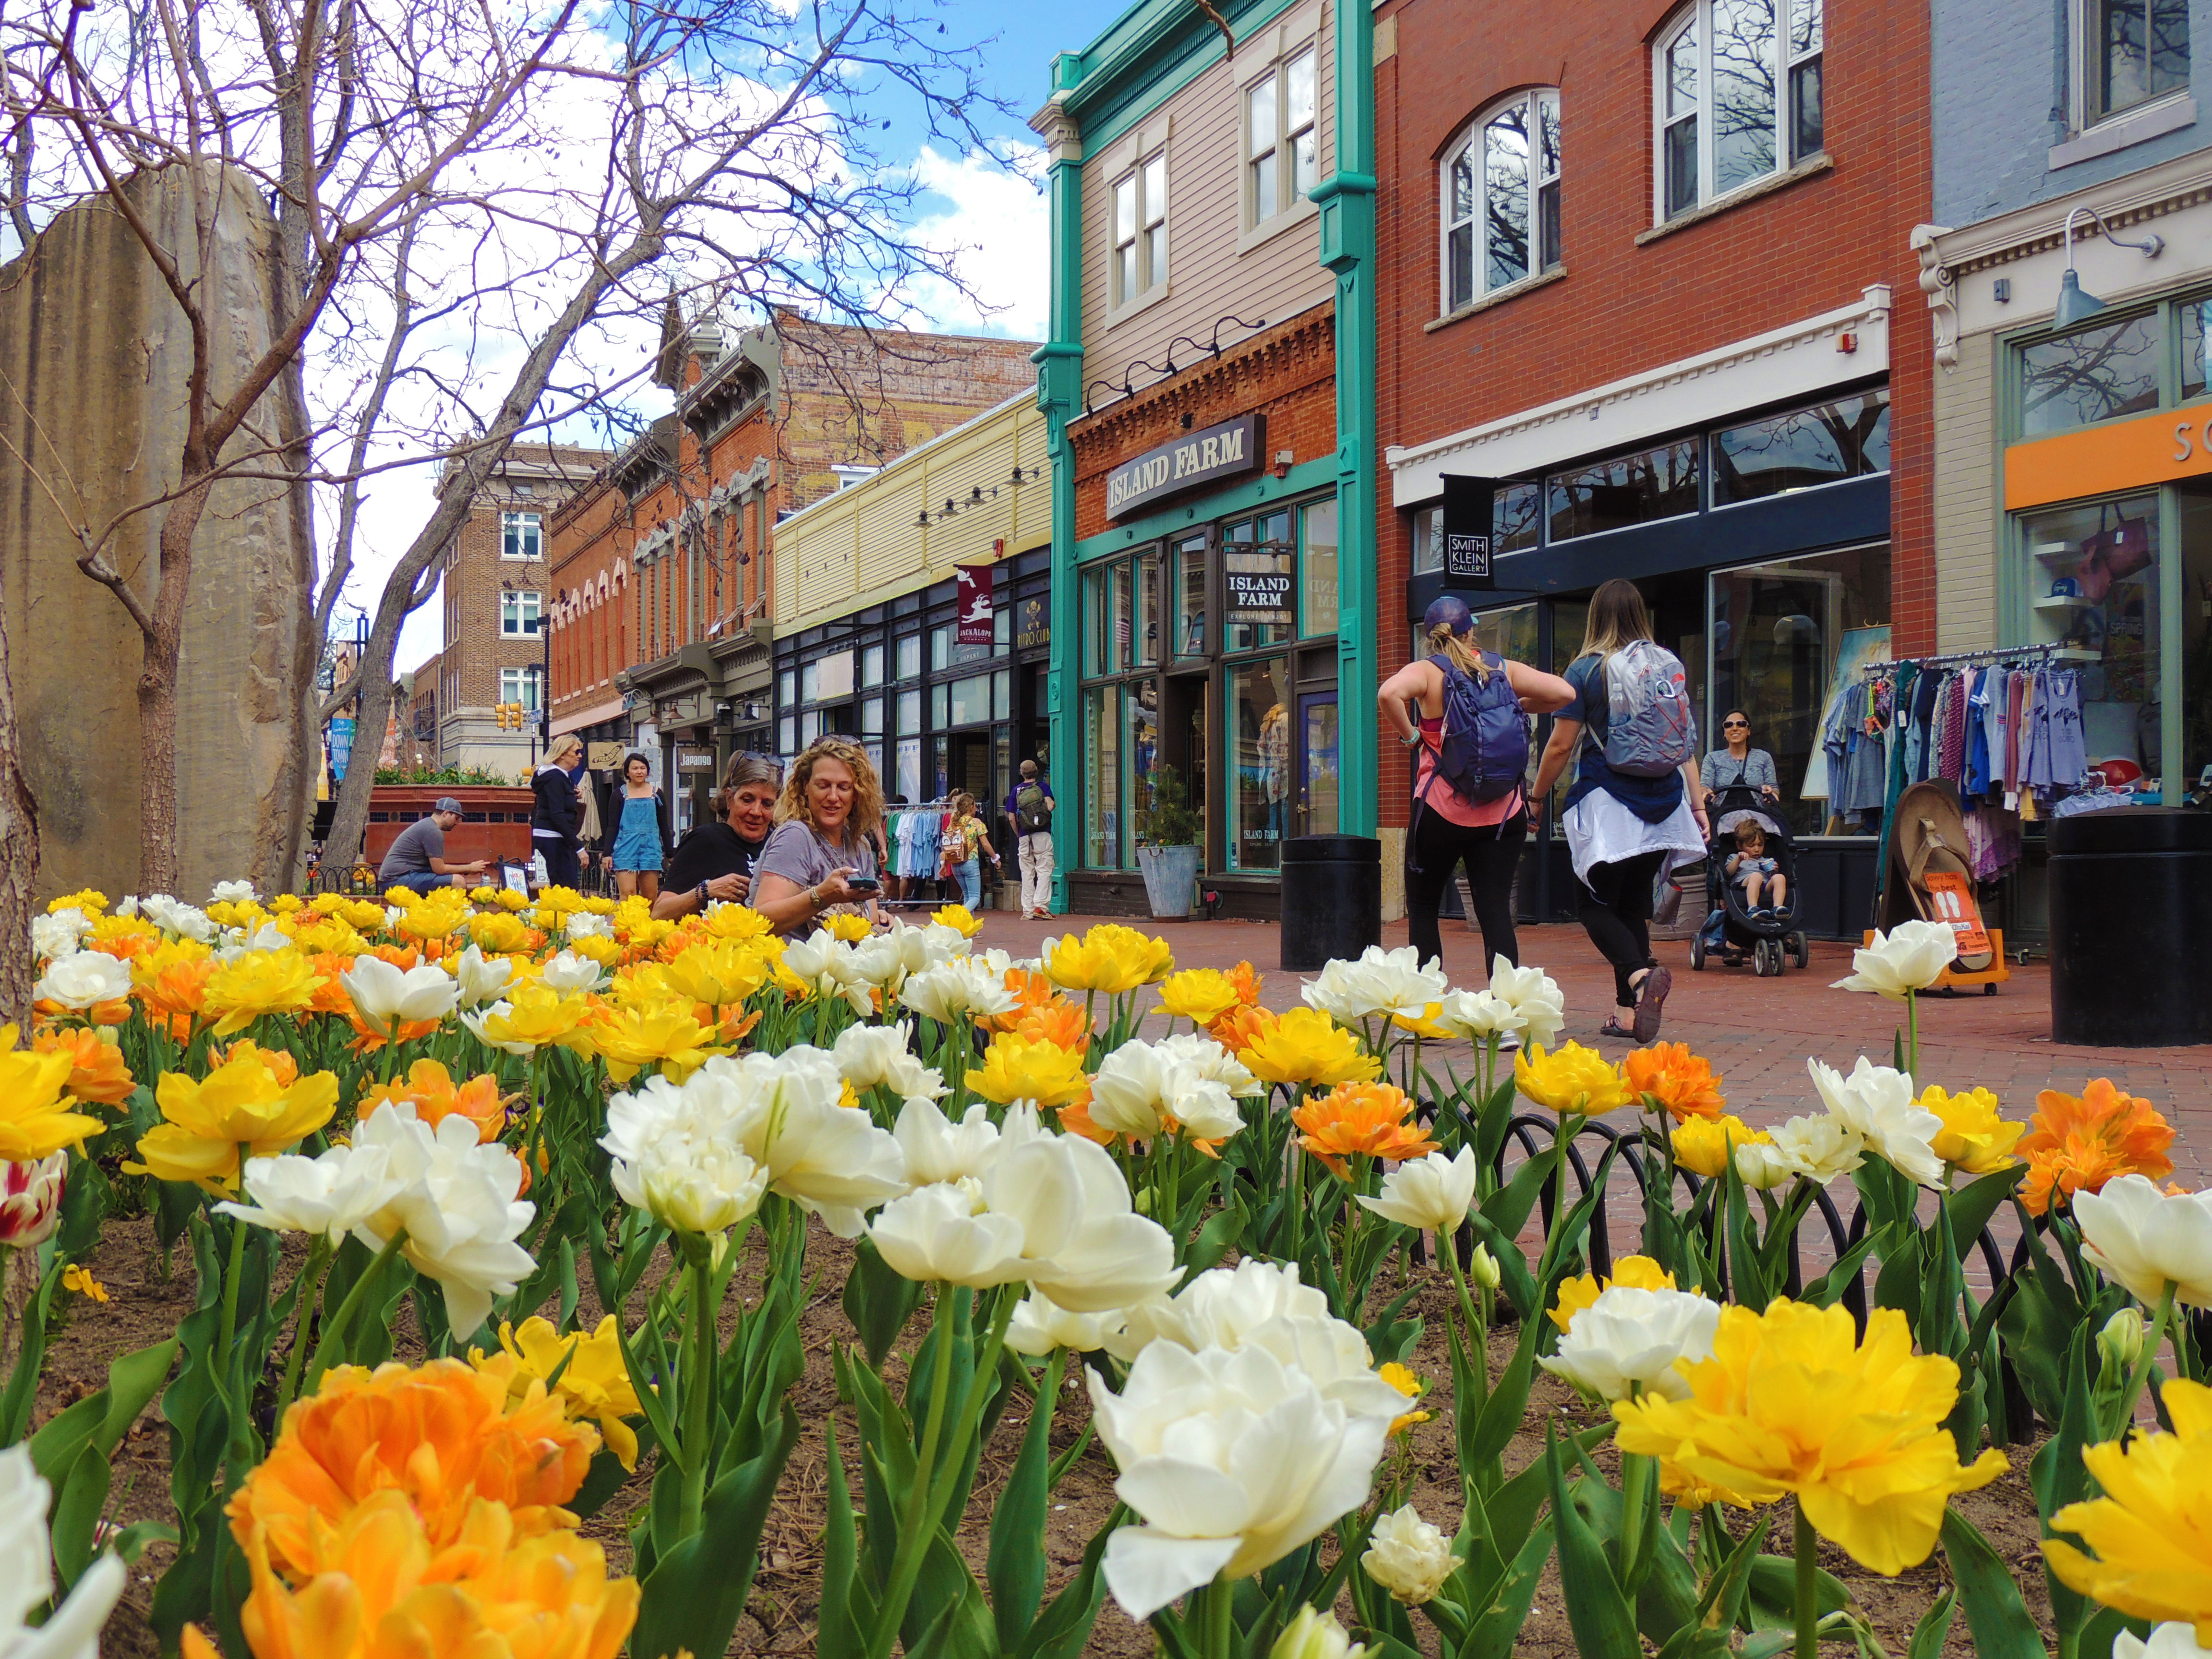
[1032,77,1086,914]
[1311,0,1379,837]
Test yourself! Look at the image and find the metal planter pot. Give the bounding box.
[1136,843,1202,920]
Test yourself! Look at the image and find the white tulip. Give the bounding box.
[341,955,460,1037]
[1269,1607,1370,1659]
[563,910,611,941]
[900,957,1018,1023]
[600,1074,767,1239]
[460,1000,532,1056]
[447,945,516,1011]
[2116,1625,2212,1659]
[892,1096,1007,1187]
[1484,956,1566,1048]
[210,879,257,903]
[1301,945,1447,1023]
[1089,1042,1175,1137]
[1362,1503,1460,1605]
[1154,1032,1264,1096]
[0,1443,126,1659]
[999,1135,1181,1313]
[29,910,87,962]
[1089,1342,1389,1622]
[538,950,606,994]
[1735,1112,1865,1189]
[1539,1285,1720,1402]
[218,1142,405,1242]
[1433,987,1526,1042]
[870,1180,1030,1286]
[1007,1289,1130,1356]
[1356,1146,1479,1233]
[1809,1057,1944,1187]
[139,894,214,942]
[1167,1077,1244,1142]
[708,1049,909,1235]
[33,951,132,1010]
[915,923,974,965]
[1831,918,1958,998]
[0,1154,68,1250]
[834,1021,946,1100]
[2074,1175,2212,1311]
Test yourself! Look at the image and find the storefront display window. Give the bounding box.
[779,715,796,753]
[2181,484,2212,796]
[1224,511,1294,652]
[950,673,991,725]
[862,644,884,687]
[1129,685,1159,844]
[1135,551,1161,665]
[1230,659,1293,871]
[2021,313,2161,437]
[896,635,921,681]
[898,689,920,733]
[1548,437,1701,541]
[1085,685,1123,866]
[2020,496,2160,786]
[897,737,920,802]
[932,684,950,728]
[1303,500,1339,637]
[861,697,883,735]
[1175,534,1208,656]
[1713,389,1890,504]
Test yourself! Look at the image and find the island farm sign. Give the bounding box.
[1105,415,1263,520]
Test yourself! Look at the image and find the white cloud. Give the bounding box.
[904,143,1050,341]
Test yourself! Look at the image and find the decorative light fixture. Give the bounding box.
[2053,205,2164,330]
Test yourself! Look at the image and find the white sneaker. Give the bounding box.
[1495,1033,1523,1053]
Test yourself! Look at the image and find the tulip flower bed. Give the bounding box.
[4,893,2208,1659]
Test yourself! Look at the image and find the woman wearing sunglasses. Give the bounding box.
[1702,709,1780,805]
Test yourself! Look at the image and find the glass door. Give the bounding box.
[1297,691,1339,838]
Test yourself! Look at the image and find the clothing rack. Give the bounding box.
[881,798,962,906]
[1860,641,2081,674]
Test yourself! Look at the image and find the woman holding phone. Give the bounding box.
[652,753,781,920]
[751,736,885,935]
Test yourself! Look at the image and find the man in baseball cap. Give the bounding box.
[377,797,488,893]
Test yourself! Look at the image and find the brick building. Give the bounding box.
[435,442,613,776]
[1370,0,1933,936]
[405,651,442,768]
[546,310,1035,834]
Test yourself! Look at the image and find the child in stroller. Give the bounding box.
[1687,786,1810,976]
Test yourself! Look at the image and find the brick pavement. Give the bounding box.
[966,908,2212,1186]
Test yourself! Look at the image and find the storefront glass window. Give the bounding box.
[993,669,1010,720]
[2181,484,2212,796]
[1497,482,1542,553]
[1175,534,1208,656]
[1712,389,1890,504]
[1129,683,1159,843]
[896,635,921,681]
[778,715,796,754]
[1230,659,1293,871]
[896,737,921,801]
[800,661,818,703]
[898,689,920,734]
[931,624,951,671]
[1085,685,1122,866]
[950,674,991,725]
[1135,551,1161,665]
[1224,511,1294,652]
[1547,438,1701,541]
[779,669,796,706]
[862,644,884,687]
[931,684,949,728]
[2021,495,2161,787]
[1708,542,1892,836]
[1303,500,1339,637]
[861,697,883,735]
[2020,313,2161,437]
[2184,300,2212,400]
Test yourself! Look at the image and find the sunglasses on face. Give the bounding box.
[1723,720,1748,729]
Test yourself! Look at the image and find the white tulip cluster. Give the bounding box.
[1539,1283,1720,1402]
[217,1101,535,1335]
[32,951,132,1011]
[341,956,461,1040]
[1301,945,1450,1024]
[900,955,1020,1023]
[844,922,967,999]
[1724,1055,1947,1191]
[28,908,89,963]
[833,1020,948,1100]
[1088,1034,1258,1142]
[539,950,608,993]
[1,1444,126,1659]
[446,944,517,1010]
[123,893,215,942]
[780,932,878,1017]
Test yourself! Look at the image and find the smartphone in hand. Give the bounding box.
[845,876,882,893]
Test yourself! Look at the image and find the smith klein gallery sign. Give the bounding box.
[1106,415,1263,520]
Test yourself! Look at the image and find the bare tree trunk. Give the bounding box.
[137,472,211,896]
[0,568,39,1029]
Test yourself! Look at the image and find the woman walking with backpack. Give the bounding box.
[1531,579,1709,1042]
[1380,596,1574,981]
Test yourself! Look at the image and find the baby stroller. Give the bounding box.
[1687,785,1811,976]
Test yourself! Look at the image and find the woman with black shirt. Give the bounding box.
[651,754,783,920]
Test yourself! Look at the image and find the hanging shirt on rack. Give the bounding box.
[1965,670,1993,798]
[2046,670,2088,791]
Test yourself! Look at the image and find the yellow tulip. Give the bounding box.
[468,911,532,953]
[1156,968,1245,1027]
[1917,1084,2025,1176]
[1550,1254,1677,1334]
[1514,1042,1634,1117]
[203,950,323,1037]
[930,903,985,939]
[1041,924,1174,994]
[702,903,774,942]
[583,1001,722,1083]
[1670,1114,1771,1180]
[336,899,387,933]
[824,912,873,943]
[1238,1007,1381,1089]
[2044,1378,2212,1643]
[567,933,625,969]
[472,1315,647,1472]
[659,940,773,1008]
[0,1024,101,1162]
[966,1033,1092,1108]
[473,985,594,1053]
[48,889,109,916]
[126,1042,339,1192]
[1613,1300,2006,1574]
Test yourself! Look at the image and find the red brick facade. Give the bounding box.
[1370,0,1934,825]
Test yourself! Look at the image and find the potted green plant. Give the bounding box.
[1136,763,1203,920]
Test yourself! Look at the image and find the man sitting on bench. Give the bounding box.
[379,797,489,894]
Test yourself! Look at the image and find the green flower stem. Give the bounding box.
[867,1284,960,1659]
[2108,1279,2179,1441]
[1285,1094,1309,1264]
[923,1286,1021,1527]
[1619,1447,1653,1592]
[215,1155,252,1373]
[1905,989,1920,1082]
[1202,1574,1234,1659]
[1441,1233,1488,1398]
[303,1227,409,1397]
[270,1240,333,1428]
[677,1251,718,1539]
[1795,1500,1819,1659]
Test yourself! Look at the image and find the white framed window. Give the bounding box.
[2076,0,2189,129]
[501,510,542,561]
[1246,45,1318,228]
[499,666,542,712]
[501,590,542,637]
[1111,152,1168,307]
[1442,89,1562,313]
[831,464,879,490]
[1656,0,1824,222]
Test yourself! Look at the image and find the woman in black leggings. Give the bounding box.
[1380,596,1573,979]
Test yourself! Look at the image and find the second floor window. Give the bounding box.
[1443,89,1562,313]
[1657,0,1824,222]
[2080,0,2189,128]
[1247,46,1318,226]
[501,590,542,637]
[500,666,542,712]
[1113,153,1168,307]
[502,510,542,560]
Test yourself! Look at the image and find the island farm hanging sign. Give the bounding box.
[1105,415,1264,520]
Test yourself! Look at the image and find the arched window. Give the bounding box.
[1655,0,1824,222]
[1441,89,1561,314]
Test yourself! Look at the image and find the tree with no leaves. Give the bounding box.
[0,0,1007,972]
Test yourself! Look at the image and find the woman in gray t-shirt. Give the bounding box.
[751,738,884,936]
[1701,709,1779,804]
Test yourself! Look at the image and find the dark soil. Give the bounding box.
[45,1217,2057,1658]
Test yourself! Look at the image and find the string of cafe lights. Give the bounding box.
[1082,312,1269,418]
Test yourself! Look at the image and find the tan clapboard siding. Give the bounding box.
[1079,2,1338,386]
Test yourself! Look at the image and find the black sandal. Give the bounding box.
[1632,966,1673,1043]
[1599,1016,1635,1040]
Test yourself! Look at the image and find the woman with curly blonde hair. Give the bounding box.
[751,736,885,935]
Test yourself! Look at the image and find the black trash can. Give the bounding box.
[1280,835,1382,972]
[2049,808,2212,1046]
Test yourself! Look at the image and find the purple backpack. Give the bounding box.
[1423,652,1530,804]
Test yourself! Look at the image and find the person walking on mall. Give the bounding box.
[531,733,586,890]
[1379,596,1573,985]
[1531,579,1709,1042]
[942,791,999,911]
[609,752,669,900]
[1007,759,1056,918]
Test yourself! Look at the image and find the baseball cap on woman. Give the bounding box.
[1421,595,1476,637]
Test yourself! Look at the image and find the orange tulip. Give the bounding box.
[1292,1080,1438,1178]
[1225,959,1263,1007]
[1623,1042,1727,1123]
[1010,998,1093,1055]
[133,945,217,1023]
[1056,1089,1116,1147]
[359,1060,508,1144]
[1207,1001,1277,1056]
[2018,1079,2175,1216]
[230,1359,600,1579]
[985,967,1062,1034]
[31,1026,135,1107]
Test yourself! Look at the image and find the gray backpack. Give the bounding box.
[1597,641,1697,777]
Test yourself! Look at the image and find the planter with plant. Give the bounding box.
[1136,762,1204,919]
